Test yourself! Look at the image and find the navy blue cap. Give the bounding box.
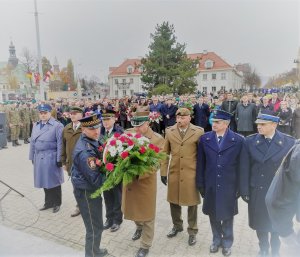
[211,110,232,121]
[38,104,52,112]
[255,113,280,124]
[79,114,101,129]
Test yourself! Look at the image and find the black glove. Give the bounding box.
[198,187,205,198]
[56,161,62,168]
[161,176,167,186]
[242,195,250,203]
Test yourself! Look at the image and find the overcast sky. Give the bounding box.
[1,0,299,82]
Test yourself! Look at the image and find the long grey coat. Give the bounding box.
[29,117,64,189]
[235,103,257,132]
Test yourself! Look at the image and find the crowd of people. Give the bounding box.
[0,90,300,257]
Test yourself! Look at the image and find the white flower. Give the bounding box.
[108,146,117,157]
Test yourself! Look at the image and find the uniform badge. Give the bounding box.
[256,140,260,144]
[279,141,282,145]
[87,157,97,170]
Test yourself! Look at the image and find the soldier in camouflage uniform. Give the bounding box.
[30,103,39,136]
[20,103,31,144]
[0,103,8,149]
[8,103,22,146]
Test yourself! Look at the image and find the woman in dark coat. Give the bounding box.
[277,101,293,135]
[292,103,300,139]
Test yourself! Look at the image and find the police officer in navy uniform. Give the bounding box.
[196,110,244,256]
[100,109,124,232]
[240,113,295,257]
[71,114,108,257]
[266,140,300,257]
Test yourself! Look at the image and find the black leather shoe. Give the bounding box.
[135,248,149,257]
[132,229,142,240]
[103,220,112,230]
[53,206,60,213]
[39,205,51,211]
[167,227,183,238]
[222,247,232,256]
[188,235,196,246]
[97,248,108,257]
[257,250,268,257]
[110,223,120,232]
[210,244,220,253]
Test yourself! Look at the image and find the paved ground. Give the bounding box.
[0,142,259,257]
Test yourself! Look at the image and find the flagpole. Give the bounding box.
[34,0,45,100]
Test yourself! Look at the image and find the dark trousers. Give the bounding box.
[44,185,61,207]
[103,183,123,225]
[74,188,104,257]
[170,203,198,235]
[256,230,280,254]
[209,216,234,248]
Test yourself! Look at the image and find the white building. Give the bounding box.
[108,51,243,97]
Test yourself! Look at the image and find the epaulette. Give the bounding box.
[153,132,163,138]
[85,142,93,150]
[246,133,257,138]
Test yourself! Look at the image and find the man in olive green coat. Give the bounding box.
[20,103,31,144]
[161,108,204,246]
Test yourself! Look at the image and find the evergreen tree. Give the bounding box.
[141,22,198,94]
[67,59,75,86]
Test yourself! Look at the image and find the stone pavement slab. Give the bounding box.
[0,142,259,257]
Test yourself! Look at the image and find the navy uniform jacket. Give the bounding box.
[71,134,105,191]
[196,129,244,221]
[240,131,295,231]
[266,140,300,237]
[161,104,178,127]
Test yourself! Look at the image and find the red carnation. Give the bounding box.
[139,146,146,154]
[95,159,102,166]
[106,163,114,172]
[126,133,133,137]
[120,151,129,159]
[134,133,142,139]
[127,139,134,146]
[98,146,104,152]
[119,136,126,143]
[154,146,160,153]
[110,139,116,146]
[149,143,155,150]
[114,133,121,138]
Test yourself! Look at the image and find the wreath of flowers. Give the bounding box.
[183,102,194,115]
[91,132,166,198]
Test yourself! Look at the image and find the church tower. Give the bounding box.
[53,56,60,73]
[8,41,19,68]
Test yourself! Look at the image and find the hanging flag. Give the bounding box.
[34,73,40,84]
[26,71,33,79]
[43,70,54,82]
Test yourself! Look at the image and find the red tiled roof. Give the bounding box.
[109,59,141,76]
[109,52,232,76]
[187,52,232,70]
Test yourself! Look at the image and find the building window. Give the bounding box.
[221,86,226,91]
[212,74,216,80]
[202,74,207,81]
[221,73,226,80]
[212,86,217,92]
[127,65,133,74]
[115,90,118,96]
[130,90,134,96]
[123,90,126,96]
[202,87,207,92]
[122,79,126,84]
[130,78,134,84]
[204,60,213,69]
[114,79,118,84]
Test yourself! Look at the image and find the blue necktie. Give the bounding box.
[218,136,223,144]
[40,123,45,129]
[265,137,272,147]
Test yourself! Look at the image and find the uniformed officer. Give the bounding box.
[71,114,108,257]
[100,109,124,232]
[196,110,244,256]
[20,103,31,144]
[29,104,64,213]
[8,102,22,146]
[122,111,164,257]
[265,140,300,257]
[161,108,204,246]
[240,113,295,257]
[61,106,83,217]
